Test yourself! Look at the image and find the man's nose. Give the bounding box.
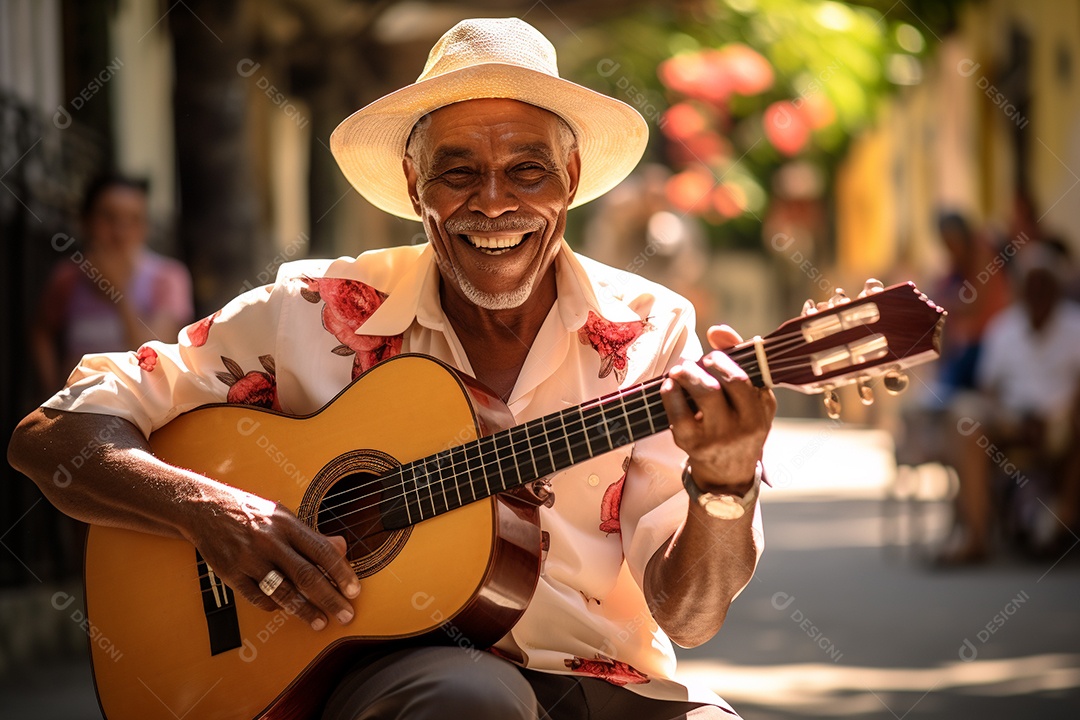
[467,172,519,217]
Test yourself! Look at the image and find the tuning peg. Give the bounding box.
[858,278,885,298]
[883,370,909,395]
[802,299,817,316]
[823,388,841,419]
[829,288,850,307]
[856,377,874,405]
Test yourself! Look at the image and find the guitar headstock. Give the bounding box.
[745,279,945,416]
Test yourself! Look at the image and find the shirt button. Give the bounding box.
[587,474,600,486]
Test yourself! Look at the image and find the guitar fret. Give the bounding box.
[545,414,573,471]
[622,393,651,444]
[595,402,613,452]
[510,425,538,482]
[560,412,575,465]
[413,464,427,522]
[436,450,450,516]
[578,409,593,458]
[645,392,657,435]
[464,440,481,504]
[618,395,633,445]
[449,445,467,509]
[480,436,495,497]
[525,419,552,478]
[403,465,417,524]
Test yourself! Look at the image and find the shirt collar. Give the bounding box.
[554,239,649,330]
[355,240,644,337]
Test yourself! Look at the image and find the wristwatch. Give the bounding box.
[682,462,762,520]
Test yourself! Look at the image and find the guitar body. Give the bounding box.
[85,355,543,720]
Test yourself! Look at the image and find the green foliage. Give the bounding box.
[564,0,954,248]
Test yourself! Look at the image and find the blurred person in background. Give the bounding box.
[30,174,194,394]
[931,212,1010,400]
[940,240,1080,564]
[895,213,1009,499]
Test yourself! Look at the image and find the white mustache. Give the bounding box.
[444,216,543,234]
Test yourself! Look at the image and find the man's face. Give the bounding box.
[404,98,580,311]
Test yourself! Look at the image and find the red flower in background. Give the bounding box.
[135,346,158,372]
[658,45,773,105]
[718,44,774,96]
[563,655,650,686]
[578,311,650,383]
[763,100,811,156]
[712,183,748,219]
[661,102,709,142]
[217,355,282,411]
[798,93,836,130]
[301,276,403,379]
[664,169,714,215]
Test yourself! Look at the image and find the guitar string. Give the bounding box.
[298,327,825,518]
[312,348,827,519]
[313,357,830,525]
[319,340,879,528]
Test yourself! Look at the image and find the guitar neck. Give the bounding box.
[379,281,946,528]
[380,344,764,529]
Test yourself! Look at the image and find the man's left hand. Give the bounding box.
[660,325,776,492]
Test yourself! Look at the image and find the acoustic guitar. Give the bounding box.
[84,280,944,719]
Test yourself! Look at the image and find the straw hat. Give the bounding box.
[330,17,649,220]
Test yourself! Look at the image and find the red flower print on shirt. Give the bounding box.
[563,654,650,686]
[186,310,220,347]
[578,311,650,383]
[599,455,631,535]
[135,346,158,372]
[216,355,282,410]
[300,276,403,379]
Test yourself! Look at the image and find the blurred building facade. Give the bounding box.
[836,0,1080,288]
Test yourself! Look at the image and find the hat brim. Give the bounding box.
[330,63,649,221]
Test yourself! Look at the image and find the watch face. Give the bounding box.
[701,494,745,520]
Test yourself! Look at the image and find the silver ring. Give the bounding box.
[259,569,284,596]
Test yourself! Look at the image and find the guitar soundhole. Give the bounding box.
[298,450,411,579]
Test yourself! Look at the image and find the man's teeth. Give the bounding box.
[465,234,526,253]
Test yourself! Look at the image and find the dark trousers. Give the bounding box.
[322,646,737,720]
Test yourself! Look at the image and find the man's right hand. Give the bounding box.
[185,487,360,630]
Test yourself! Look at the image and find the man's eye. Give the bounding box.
[515,164,547,177]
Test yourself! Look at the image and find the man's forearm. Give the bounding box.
[643,502,758,648]
[8,407,216,540]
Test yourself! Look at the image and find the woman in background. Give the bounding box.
[31,175,193,394]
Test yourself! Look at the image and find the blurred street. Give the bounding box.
[3,419,1077,719]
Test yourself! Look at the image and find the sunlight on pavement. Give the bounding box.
[678,654,1080,716]
[762,418,897,500]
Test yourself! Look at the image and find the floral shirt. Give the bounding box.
[43,241,763,711]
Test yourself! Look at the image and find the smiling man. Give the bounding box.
[10,18,773,720]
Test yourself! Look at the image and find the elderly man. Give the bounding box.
[9,18,773,720]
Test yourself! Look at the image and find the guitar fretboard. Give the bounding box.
[377,343,763,529]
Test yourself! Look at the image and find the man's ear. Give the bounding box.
[403,156,423,216]
[565,149,581,205]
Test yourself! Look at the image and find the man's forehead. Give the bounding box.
[425,99,564,139]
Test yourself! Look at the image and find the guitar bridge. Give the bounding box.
[195,550,242,655]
